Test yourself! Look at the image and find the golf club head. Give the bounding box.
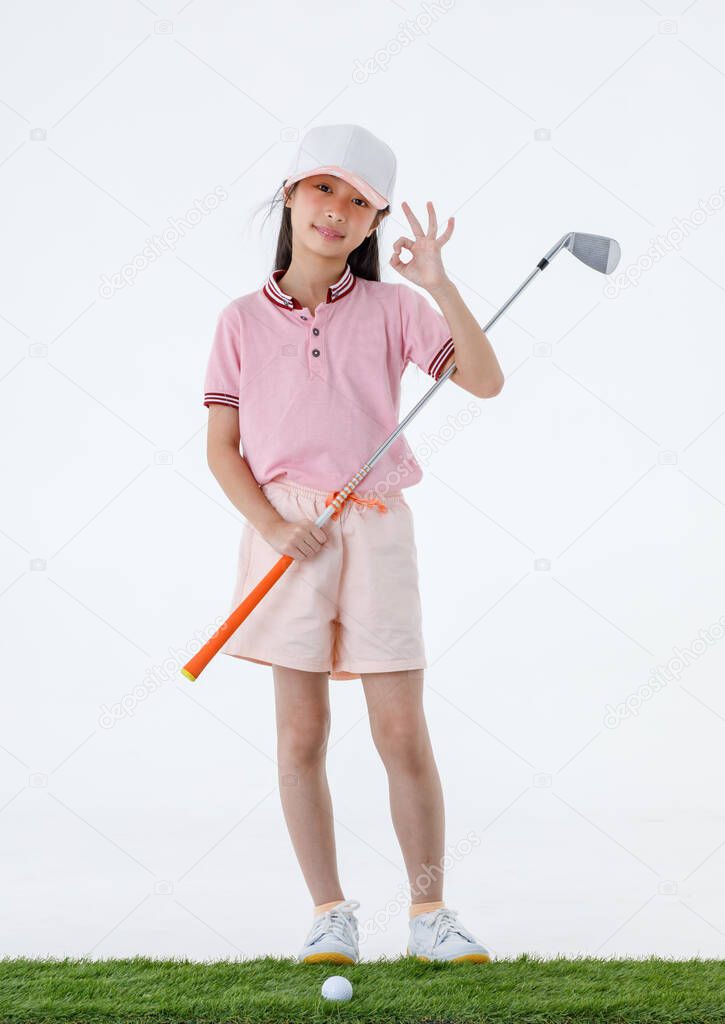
[565,232,621,275]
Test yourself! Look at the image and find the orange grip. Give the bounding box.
[181,554,294,681]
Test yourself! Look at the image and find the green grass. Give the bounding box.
[1,954,724,1024]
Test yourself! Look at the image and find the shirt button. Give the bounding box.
[312,327,320,335]
[300,315,307,320]
[312,348,320,357]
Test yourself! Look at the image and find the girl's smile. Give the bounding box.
[313,224,345,241]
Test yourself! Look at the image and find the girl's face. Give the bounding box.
[285,174,387,256]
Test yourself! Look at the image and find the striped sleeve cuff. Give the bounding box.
[203,392,239,409]
[428,338,455,381]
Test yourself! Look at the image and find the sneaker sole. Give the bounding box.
[407,950,490,964]
[300,952,357,965]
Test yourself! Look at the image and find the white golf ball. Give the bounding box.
[321,975,353,1002]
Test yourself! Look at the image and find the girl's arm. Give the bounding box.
[206,405,284,536]
[427,279,504,399]
[391,200,504,399]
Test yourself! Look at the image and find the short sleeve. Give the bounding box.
[203,303,241,409]
[398,284,455,382]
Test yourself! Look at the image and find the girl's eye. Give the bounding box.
[315,183,367,207]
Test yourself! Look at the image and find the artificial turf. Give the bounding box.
[1,954,724,1024]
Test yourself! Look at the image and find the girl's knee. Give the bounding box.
[372,720,429,769]
[277,732,329,769]
[277,714,331,766]
[273,665,333,765]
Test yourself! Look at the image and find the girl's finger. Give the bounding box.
[437,216,455,246]
[427,201,437,239]
[392,236,416,253]
[401,201,424,237]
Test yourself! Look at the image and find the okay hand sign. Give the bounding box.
[390,201,454,292]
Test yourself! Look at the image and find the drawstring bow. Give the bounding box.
[324,490,388,520]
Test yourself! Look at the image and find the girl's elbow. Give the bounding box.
[475,374,504,399]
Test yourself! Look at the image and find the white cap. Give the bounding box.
[283,124,396,211]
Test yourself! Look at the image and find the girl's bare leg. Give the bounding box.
[272,664,345,907]
[361,668,445,903]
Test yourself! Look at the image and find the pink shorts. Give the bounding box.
[219,479,427,680]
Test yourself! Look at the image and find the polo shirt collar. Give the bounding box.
[262,263,356,310]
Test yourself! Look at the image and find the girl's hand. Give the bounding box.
[390,200,454,292]
[262,517,328,560]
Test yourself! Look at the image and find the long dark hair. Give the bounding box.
[263,180,389,281]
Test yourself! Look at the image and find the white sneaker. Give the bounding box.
[296,898,361,965]
[407,907,491,963]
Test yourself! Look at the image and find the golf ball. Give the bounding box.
[321,975,353,1002]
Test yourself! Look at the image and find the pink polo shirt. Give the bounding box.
[202,263,455,495]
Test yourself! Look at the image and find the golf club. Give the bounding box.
[181,231,621,682]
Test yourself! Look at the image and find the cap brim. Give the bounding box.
[284,166,389,210]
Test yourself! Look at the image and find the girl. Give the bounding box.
[202,123,504,964]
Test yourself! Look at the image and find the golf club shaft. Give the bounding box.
[359,260,548,484]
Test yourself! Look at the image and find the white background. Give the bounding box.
[2,0,724,962]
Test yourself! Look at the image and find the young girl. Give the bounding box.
[202,123,504,965]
